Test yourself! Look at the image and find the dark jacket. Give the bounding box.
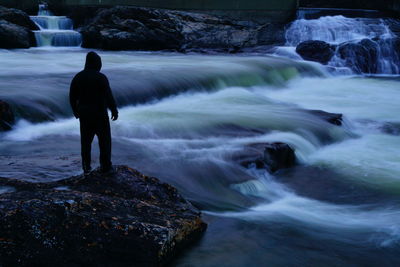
[69,52,118,118]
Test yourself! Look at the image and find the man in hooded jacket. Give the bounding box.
[69,51,118,174]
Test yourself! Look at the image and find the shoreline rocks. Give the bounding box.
[0,165,207,266]
[0,6,37,48]
[80,6,285,52]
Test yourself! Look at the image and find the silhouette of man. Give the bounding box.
[69,51,118,174]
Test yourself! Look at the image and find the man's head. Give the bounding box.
[84,51,102,71]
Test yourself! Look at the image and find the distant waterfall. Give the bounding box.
[30,4,82,47]
[284,12,400,74]
[285,16,394,46]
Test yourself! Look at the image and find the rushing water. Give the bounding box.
[280,13,400,74]
[30,4,82,47]
[1,9,400,267]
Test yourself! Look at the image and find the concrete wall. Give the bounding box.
[300,0,400,16]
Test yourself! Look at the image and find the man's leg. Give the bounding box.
[97,116,112,172]
[80,118,95,173]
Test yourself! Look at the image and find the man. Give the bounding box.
[69,51,118,174]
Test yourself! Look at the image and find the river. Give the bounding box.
[1,9,400,266]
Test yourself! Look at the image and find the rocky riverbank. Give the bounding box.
[80,6,285,52]
[0,6,37,48]
[0,5,287,51]
[0,166,207,266]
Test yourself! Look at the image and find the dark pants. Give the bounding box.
[79,115,112,171]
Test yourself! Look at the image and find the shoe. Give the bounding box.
[83,167,92,175]
[100,166,115,175]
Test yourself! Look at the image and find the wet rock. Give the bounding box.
[0,20,32,48]
[306,109,343,126]
[381,122,400,135]
[0,166,207,266]
[0,100,14,131]
[234,142,296,173]
[80,6,284,51]
[338,38,379,73]
[296,40,335,64]
[264,143,296,173]
[0,6,37,48]
[0,6,39,31]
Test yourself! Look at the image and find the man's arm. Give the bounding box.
[69,76,79,119]
[103,75,118,121]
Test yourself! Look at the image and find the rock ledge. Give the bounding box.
[0,165,207,266]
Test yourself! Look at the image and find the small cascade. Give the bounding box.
[30,4,81,47]
[285,11,400,75]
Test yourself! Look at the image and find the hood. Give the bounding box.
[84,51,102,71]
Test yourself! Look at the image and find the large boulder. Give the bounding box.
[0,6,39,31]
[80,6,282,52]
[0,19,32,48]
[338,38,379,73]
[81,7,183,51]
[296,40,336,64]
[0,100,14,131]
[234,142,296,173]
[0,166,207,266]
[0,6,37,48]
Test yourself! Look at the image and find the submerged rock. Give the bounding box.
[80,6,284,51]
[0,166,207,266]
[296,40,335,64]
[234,142,296,173]
[264,143,296,173]
[0,100,14,131]
[306,109,343,126]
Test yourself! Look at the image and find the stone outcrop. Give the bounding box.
[80,6,285,51]
[296,40,335,64]
[0,6,37,48]
[0,20,32,48]
[0,6,38,30]
[0,100,14,131]
[0,166,207,266]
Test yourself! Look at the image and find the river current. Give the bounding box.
[1,12,400,266]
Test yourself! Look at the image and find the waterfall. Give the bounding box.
[30,4,82,47]
[285,12,400,74]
